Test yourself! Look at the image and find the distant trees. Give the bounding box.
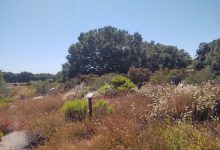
[193,38,220,74]
[0,70,7,98]
[3,72,55,83]
[63,26,192,80]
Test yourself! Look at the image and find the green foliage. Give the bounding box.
[0,130,4,139]
[141,42,192,71]
[185,68,214,84]
[107,104,114,114]
[63,26,143,79]
[0,70,8,98]
[127,67,151,87]
[87,73,117,91]
[98,75,136,96]
[0,97,13,103]
[93,99,107,109]
[62,99,88,121]
[3,72,54,83]
[93,99,107,116]
[193,38,220,74]
[63,26,191,80]
[92,99,114,116]
[97,84,117,96]
[163,123,218,150]
[111,75,136,91]
[0,97,12,110]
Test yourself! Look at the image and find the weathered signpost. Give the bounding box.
[85,92,95,117]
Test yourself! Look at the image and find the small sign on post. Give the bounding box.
[85,92,95,117]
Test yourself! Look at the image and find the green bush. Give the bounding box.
[0,97,13,103]
[93,99,107,116]
[163,123,219,150]
[150,68,187,85]
[62,99,88,121]
[87,73,117,91]
[107,104,114,114]
[97,84,117,96]
[111,75,136,91]
[127,67,151,87]
[0,71,9,98]
[0,97,13,108]
[93,99,115,116]
[98,75,136,96]
[185,68,214,84]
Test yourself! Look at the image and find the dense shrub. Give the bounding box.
[150,68,187,85]
[185,68,214,84]
[98,75,136,96]
[31,80,51,95]
[163,123,220,150]
[111,75,136,91]
[0,71,9,98]
[11,86,36,99]
[190,84,220,122]
[93,99,107,116]
[97,84,116,96]
[26,113,64,148]
[87,73,117,90]
[169,69,187,85]
[150,68,170,84]
[62,99,88,121]
[127,67,151,87]
[0,97,12,111]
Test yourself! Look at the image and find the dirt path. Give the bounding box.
[0,131,29,150]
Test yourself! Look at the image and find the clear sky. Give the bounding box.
[0,0,220,74]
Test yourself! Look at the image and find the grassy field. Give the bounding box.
[0,77,220,150]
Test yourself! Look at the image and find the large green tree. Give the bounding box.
[63,26,192,80]
[193,38,220,74]
[64,26,143,79]
[141,42,192,71]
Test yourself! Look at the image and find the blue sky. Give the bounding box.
[0,0,220,74]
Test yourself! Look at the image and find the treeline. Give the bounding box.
[193,39,220,74]
[61,26,220,81]
[2,26,220,84]
[62,26,192,80]
[3,72,55,83]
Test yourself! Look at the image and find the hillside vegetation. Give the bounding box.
[0,26,220,150]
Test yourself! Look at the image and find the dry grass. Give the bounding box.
[1,83,220,149]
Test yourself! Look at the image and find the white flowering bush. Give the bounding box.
[137,83,220,123]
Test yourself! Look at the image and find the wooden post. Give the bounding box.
[88,97,92,117]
